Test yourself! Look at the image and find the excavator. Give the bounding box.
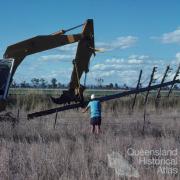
[0,19,95,112]
[1,19,179,119]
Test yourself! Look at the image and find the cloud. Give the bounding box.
[92,63,123,71]
[39,43,78,62]
[106,58,125,63]
[57,36,137,53]
[39,35,138,63]
[47,70,70,79]
[175,52,180,62]
[128,59,143,64]
[100,70,116,77]
[128,55,149,60]
[127,55,149,64]
[91,64,106,71]
[152,27,180,44]
[89,55,145,85]
[88,54,179,86]
[170,52,180,65]
[57,43,77,54]
[18,51,179,86]
[91,55,148,73]
[40,54,74,61]
[96,36,138,51]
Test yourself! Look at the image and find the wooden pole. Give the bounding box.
[167,64,180,97]
[27,79,180,119]
[144,67,157,105]
[54,111,58,129]
[132,70,142,110]
[155,66,170,107]
[143,67,157,134]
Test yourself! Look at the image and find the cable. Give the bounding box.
[64,23,85,33]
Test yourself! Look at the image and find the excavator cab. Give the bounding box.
[0,58,14,111]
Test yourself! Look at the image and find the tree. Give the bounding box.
[109,83,114,89]
[40,78,47,88]
[51,78,57,88]
[173,84,179,90]
[31,78,40,88]
[123,83,129,90]
[95,78,104,88]
[11,80,17,88]
[20,81,30,88]
[57,82,66,88]
[115,83,118,89]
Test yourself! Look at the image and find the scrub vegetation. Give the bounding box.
[0,91,180,180]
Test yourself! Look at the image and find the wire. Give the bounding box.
[141,76,150,86]
[64,23,85,33]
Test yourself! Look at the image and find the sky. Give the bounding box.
[0,0,180,86]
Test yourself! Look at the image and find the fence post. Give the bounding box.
[17,108,20,119]
[167,64,180,97]
[132,70,142,110]
[54,110,58,129]
[143,67,157,134]
[155,65,170,107]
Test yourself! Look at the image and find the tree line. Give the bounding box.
[11,77,179,90]
[11,78,66,89]
[11,77,125,89]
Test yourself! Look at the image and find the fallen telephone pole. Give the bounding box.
[28,79,180,119]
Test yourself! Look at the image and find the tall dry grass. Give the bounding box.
[0,93,180,180]
[6,92,180,112]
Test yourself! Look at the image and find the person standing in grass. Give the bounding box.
[82,94,102,134]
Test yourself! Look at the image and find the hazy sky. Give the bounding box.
[0,0,180,86]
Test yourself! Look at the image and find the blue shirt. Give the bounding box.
[87,100,101,118]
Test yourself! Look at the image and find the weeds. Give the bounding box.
[0,91,179,179]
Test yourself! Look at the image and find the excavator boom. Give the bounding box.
[4,32,81,76]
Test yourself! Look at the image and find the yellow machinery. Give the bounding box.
[0,19,95,111]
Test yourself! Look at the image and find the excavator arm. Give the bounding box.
[51,19,95,104]
[4,19,94,81]
[69,19,94,89]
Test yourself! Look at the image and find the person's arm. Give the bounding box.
[82,102,90,113]
[82,106,89,113]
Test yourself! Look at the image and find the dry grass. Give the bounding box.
[0,94,180,180]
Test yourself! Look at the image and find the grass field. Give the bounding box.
[0,89,180,180]
[9,88,180,96]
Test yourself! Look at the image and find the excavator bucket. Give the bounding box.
[50,90,77,105]
[51,85,85,105]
